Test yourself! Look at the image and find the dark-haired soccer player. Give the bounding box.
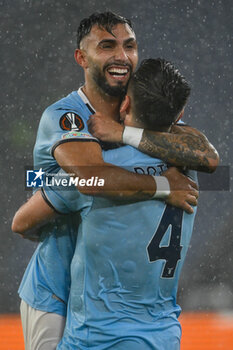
[13,11,218,350]
[56,58,199,350]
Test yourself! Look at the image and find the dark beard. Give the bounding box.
[93,67,128,98]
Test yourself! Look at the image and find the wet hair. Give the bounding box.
[77,11,133,48]
[129,58,191,129]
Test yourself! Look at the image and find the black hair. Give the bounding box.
[129,58,191,129]
[77,11,133,48]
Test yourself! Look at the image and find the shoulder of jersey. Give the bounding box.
[47,91,86,115]
[42,91,89,132]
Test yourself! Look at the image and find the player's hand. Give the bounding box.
[87,113,124,143]
[162,167,199,214]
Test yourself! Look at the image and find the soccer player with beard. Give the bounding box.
[12,12,218,350]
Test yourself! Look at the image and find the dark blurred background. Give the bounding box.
[1,0,232,313]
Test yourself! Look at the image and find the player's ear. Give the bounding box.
[120,95,131,114]
[74,49,88,68]
[175,108,184,123]
[120,96,134,125]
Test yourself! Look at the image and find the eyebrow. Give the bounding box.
[98,37,137,46]
[124,38,137,45]
[98,39,116,45]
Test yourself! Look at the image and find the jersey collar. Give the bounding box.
[77,87,96,114]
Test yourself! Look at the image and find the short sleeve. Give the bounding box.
[41,169,93,214]
[37,106,99,160]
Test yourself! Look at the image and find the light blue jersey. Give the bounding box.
[18,88,100,316]
[44,146,197,350]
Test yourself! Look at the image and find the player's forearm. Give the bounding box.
[61,163,156,200]
[12,225,44,241]
[55,142,157,200]
[11,191,55,236]
[138,130,219,173]
[88,115,219,172]
[62,164,199,214]
[12,211,52,235]
[54,141,198,211]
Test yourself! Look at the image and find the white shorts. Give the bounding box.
[20,299,66,350]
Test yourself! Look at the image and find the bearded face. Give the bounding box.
[80,23,138,98]
[89,58,132,97]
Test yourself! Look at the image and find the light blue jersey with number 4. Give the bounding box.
[44,145,197,350]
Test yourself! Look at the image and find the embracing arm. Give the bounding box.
[54,141,156,200]
[88,114,219,173]
[54,141,198,213]
[139,124,219,173]
[11,190,55,239]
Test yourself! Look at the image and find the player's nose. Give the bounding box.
[114,45,128,61]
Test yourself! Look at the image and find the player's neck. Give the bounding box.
[82,83,121,121]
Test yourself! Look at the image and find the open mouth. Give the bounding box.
[106,66,130,80]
